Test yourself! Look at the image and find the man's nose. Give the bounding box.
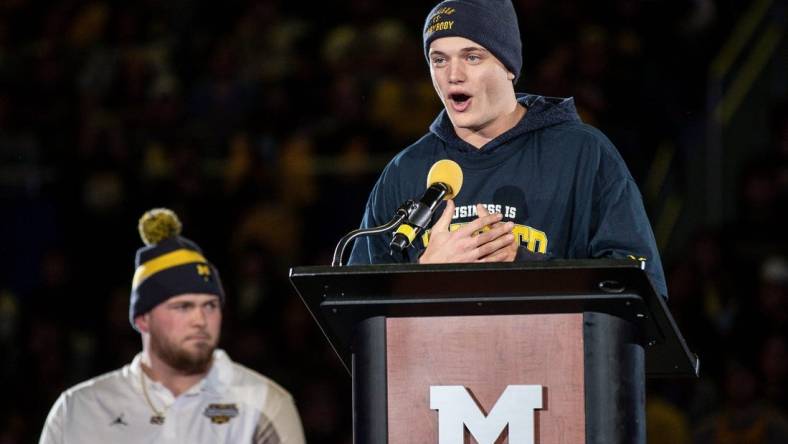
[192,307,208,326]
[448,60,465,83]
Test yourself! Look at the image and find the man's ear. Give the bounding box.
[135,313,150,334]
[507,71,515,81]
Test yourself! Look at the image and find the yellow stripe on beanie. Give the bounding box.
[132,249,207,289]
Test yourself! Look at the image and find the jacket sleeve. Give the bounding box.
[253,394,306,444]
[589,175,668,299]
[39,394,66,444]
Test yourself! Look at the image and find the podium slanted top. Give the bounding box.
[289,259,699,377]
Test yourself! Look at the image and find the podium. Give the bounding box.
[289,260,698,444]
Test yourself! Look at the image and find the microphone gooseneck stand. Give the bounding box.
[331,203,412,267]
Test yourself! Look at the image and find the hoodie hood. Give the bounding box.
[429,93,581,156]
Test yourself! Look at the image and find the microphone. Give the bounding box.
[390,159,463,252]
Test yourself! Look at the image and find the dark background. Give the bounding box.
[0,0,786,442]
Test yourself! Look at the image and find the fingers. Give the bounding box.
[478,246,517,263]
[476,203,490,218]
[474,231,515,258]
[473,221,514,247]
[461,211,503,235]
[432,199,455,232]
[425,201,520,264]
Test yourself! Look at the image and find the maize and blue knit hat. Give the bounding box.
[129,208,224,330]
[423,0,523,82]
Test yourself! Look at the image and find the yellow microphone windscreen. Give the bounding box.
[426,159,463,199]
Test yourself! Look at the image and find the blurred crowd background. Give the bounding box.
[0,0,786,442]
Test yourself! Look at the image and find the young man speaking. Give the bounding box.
[348,0,667,299]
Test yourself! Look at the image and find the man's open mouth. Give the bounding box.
[449,93,472,112]
[451,93,470,103]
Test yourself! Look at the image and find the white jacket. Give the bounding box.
[39,349,305,444]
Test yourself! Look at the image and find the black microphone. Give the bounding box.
[390,160,463,252]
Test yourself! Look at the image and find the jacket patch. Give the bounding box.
[204,403,239,424]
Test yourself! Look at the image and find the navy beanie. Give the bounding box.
[423,0,523,82]
[129,208,225,330]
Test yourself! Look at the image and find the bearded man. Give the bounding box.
[39,209,305,444]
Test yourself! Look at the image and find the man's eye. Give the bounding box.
[432,57,445,65]
[467,54,480,62]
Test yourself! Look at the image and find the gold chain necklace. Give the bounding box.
[140,368,168,425]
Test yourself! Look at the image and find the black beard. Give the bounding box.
[150,333,216,375]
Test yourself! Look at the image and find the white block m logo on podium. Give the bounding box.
[430,385,543,444]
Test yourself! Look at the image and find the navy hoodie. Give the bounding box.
[348,94,667,298]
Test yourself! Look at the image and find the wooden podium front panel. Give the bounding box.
[386,314,585,443]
